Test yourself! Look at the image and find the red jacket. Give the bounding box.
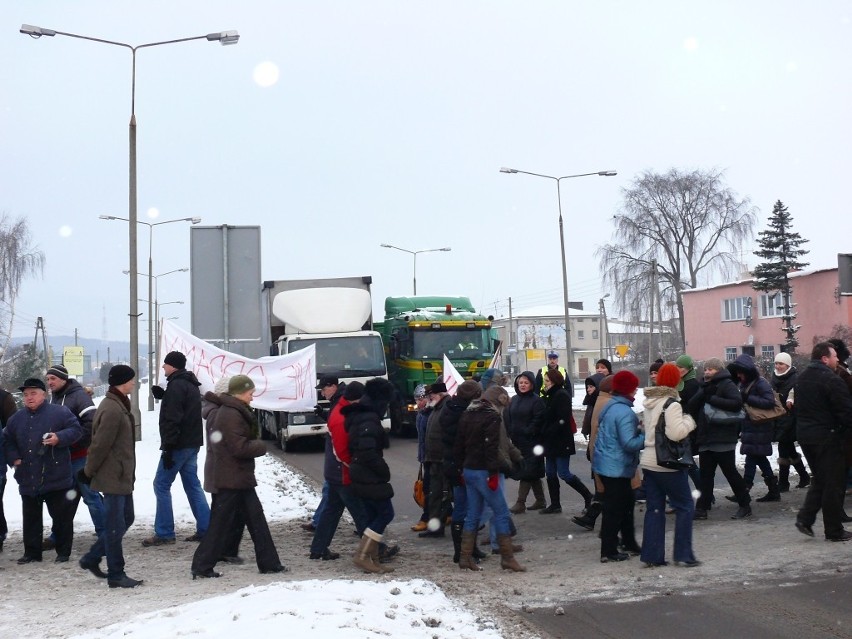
[327,398,353,484]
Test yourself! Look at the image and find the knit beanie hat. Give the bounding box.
[108,364,136,386]
[611,370,640,396]
[214,376,232,394]
[649,360,664,374]
[456,380,482,401]
[774,352,792,367]
[228,375,255,395]
[675,354,694,371]
[46,365,69,380]
[164,351,187,369]
[703,357,725,372]
[655,363,681,389]
[343,381,365,401]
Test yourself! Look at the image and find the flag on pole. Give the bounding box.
[488,342,503,370]
[442,354,465,396]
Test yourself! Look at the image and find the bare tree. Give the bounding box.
[0,214,45,358]
[596,168,758,350]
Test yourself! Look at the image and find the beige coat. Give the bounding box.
[640,386,696,472]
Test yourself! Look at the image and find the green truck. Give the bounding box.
[375,295,500,435]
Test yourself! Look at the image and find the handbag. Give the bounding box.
[744,392,787,423]
[703,403,746,425]
[413,464,426,509]
[656,398,694,469]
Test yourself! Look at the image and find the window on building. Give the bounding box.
[576,318,584,323]
[722,296,751,321]
[725,347,737,361]
[761,345,775,359]
[577,330,585,340]
[592,330,599,339]
[759,293,785,318]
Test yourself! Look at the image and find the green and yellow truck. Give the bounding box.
[375,296,499,435]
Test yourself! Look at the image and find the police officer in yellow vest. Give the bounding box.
[536,351,569,398]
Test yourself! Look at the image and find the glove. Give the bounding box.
[151,385,165,400]
[487,474,499,491]
[77,468,92,484]
[314,404,325,419]
[162,450,175,470]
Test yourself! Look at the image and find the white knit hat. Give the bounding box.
[774,352,792,367]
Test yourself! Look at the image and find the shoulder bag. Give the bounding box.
[703,403,746,426]
[413,464,426,509]
[656,398,694,469]
[744,392,787,423]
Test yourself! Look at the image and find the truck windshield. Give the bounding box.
[410,329,492,359]
[287,335,387,376]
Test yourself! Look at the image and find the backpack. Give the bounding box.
[655,398,694,470]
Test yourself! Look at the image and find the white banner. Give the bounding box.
[442,354,465,396]
[159,319,317,411]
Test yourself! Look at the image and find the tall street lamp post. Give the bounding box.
[500,167,616,383]
[105,215,199,410]
[124,266,189,406]
[140,299,184,385]
[22,23,238,436]
[379,244,452,295]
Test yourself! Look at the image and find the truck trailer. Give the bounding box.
[375,295,499,435]
[258,276,389,450]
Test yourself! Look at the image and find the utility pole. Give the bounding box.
[648,259,657,366]
[508,297,515,376]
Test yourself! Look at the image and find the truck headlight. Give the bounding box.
[291,415,306,425]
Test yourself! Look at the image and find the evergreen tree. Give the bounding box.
[752,200,809,352]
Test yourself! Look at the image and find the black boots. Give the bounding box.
[778,460,791,492]
[756,475,781,502]
[567,475,594,510]
[540,477,562,514]
[571,502,602,530]
[793,460,811,488]
[450,523,463,563]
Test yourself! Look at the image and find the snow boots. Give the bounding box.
[497,534,526,572]
[756,475,782,502]
[353,529,391,574]
[571,501,602,531]
[458,531,482,571]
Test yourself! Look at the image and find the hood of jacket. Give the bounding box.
[514,371,536,396]
[727,353,760,382]
[167,368,202,387]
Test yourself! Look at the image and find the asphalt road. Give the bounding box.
[269,435,852,639]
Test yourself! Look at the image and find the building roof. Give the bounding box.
[681,266,838,295]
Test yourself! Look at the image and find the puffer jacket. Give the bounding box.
[159,369,204,451]
[728,354,776,456]
[504,371,545,457]
[4,402,82,497]
[454,398,502,475]
[688,368,744,449]
[85,389,135,495]
[541,383,575,457]
[591,395,645,479]
[211,393,266,491]
[640,386,696,472]
[345,401,393,501]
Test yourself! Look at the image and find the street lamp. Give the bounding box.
[140,299,184,385]
[105,214,199,410]
[23,23,238,436]
[599,293,611,361]
[123,264,190,407]
[379,244,452,295]
[500,167,617,383]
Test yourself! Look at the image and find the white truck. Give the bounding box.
[257,276,389,450]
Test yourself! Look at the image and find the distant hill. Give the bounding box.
[7,335,140,365]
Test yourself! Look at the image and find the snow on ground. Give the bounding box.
[1,383,503,639]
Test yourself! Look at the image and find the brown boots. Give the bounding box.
[353,529,394,574]
[458,531,482,571]
[510,479,546,514]
[498,534,526,572]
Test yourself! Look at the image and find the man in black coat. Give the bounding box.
[793,342,852,542]
[144,351,210,546]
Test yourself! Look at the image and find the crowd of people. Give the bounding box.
[2,339,850,590]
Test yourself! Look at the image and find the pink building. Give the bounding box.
[682,267,852,362]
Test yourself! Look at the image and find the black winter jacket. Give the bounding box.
[158,369,204,451]
[795,360,852,444]
[541,384,575,457]
[729,354,776,455]
[688,369,744,448]
[504,372,545,458]
[344,402,393,501]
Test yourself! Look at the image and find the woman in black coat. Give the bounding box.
[504,371,546,514]
[688,358,752,520]
[539,370,593,515]
[345,378,395,574]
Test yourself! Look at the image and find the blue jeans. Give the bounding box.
[451,484,468,523]
[641,469,696,565]
[84,493,134,580]
[462,469,511,536]
[312,481,330,527]
[362,497,394,535]
[743,454,775,486]
[545,455,576,481]
[71,457,106,535]
[153,448,210,539]
[310,483,368,555]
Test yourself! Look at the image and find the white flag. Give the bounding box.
[442,354,465,396]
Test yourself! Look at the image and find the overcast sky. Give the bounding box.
[2,1,849,345]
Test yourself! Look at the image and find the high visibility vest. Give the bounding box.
[539,365,567,395]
